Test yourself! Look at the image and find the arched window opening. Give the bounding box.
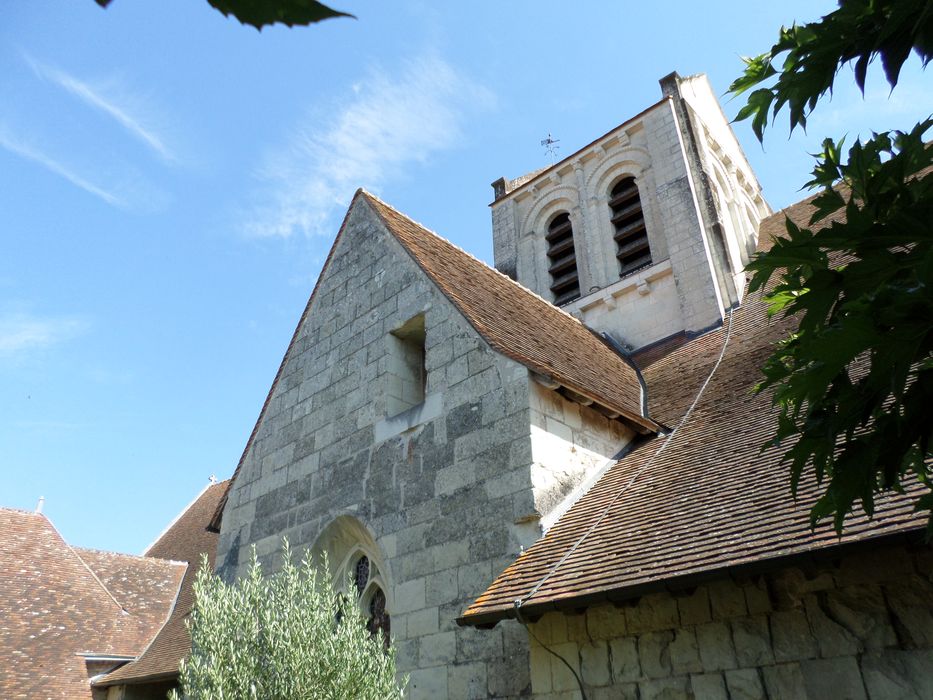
[344,551,390,648]
[608,177,652,276]
[546,212,580,305]
[313,516,392,649]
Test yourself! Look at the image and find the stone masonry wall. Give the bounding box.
[527,383,634,525]
[217,200,542,698]
[526,542,933,699]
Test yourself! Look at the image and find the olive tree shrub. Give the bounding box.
[170,542,405,700]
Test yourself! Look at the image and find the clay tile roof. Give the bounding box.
[96,480,227,687]
[210,192,658,531]
[0,508,185,700]
[458,194,927,627]
[361,191,654,431]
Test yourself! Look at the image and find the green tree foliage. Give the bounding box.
[94,0,353,30]
[730,0,933,532]
[170,542,404,700]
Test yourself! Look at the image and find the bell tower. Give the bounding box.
[490,72,770,350]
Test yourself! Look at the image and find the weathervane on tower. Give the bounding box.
[541,133,560,164]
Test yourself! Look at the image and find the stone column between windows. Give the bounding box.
[572,164,595,296]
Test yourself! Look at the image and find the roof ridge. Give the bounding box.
[143,480,225,556]
[358,190,593,334]
[0,505,44,516]
[75,547,188,568]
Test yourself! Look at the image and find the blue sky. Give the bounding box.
[2,1,929,554]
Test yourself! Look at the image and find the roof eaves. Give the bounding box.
[457,528,926,628]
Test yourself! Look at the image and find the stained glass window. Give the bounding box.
[354,555,370,595]
[367,587,390,646]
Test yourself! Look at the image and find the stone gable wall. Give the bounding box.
[217,201,544,698]
[525,542,933,699]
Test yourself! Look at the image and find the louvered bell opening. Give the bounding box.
[609,178,652,277]
[546,213,580,305]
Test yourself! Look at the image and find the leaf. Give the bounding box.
[207,0,354,29]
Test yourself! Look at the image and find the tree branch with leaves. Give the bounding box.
[94,0,353,30]
[730,0,933,533]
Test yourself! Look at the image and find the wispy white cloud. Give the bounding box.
[24,55,177,164]
[246,55,495,238]
[0,311,87,357]
[0,126,124,207]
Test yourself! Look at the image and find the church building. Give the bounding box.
[210,72,933,699]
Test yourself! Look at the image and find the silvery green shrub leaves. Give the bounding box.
[170,541,404,700]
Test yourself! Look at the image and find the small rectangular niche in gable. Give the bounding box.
[386,314,426,417]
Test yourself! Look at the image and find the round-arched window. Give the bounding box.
[608,177,652,276]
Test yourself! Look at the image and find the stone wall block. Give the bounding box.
[709,578,748,620]
[586,604,627,640]
[771,609,819,662]
[408,666,448,700]
[419,630,457,667]
[396,638,420,671]
[425,569,458,607]
[638,630,674,679]
[885,577,933,648]
[690,672,728,700]
[638,676,691,700]
[860,649,933,700]
[725,668,766,700]
[677,586,711,626]
[732,615,775,667]
[669,627,703,675]
[590,683,639,700]
[626,593,679,634]
[743,577,773,615]
[529,642,553,694]
[405,607,440,638]
[447,661,487,700]
[803,595,861,658]
[579,641,612,687]
[609,637,641,684]
[457,625,503,662]
[564,613,588,643]
[761,662,807,700]
[824,585,897,649]
[534,613,568,646]
[549,642,582,693]
[800,657,867,700]
[696,621,738,672]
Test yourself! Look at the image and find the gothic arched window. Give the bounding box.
[546,212,580,305]
[608,177,652,276]
[342,550,391,646]
[313,516,392,648]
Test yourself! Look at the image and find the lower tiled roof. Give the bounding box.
[0,509,184,699]
[458,194,928,627]
[96,480,227,687]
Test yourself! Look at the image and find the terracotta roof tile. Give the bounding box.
[96,481,227,686]
[0,509,184,699]
[459,194,927,627]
